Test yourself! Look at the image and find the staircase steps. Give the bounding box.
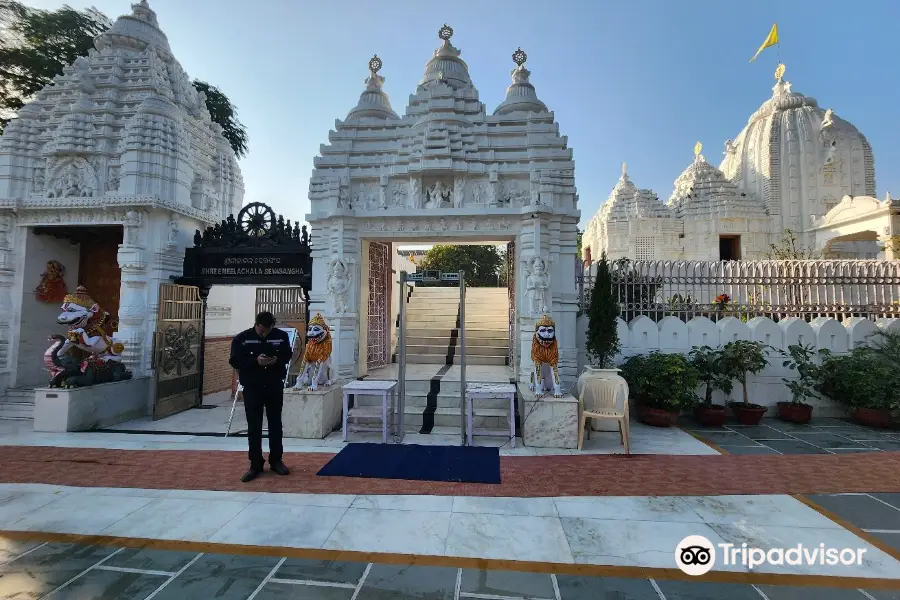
[0,388,35,421]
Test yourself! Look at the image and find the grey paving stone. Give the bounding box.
[356,564,457,600]
[0,538,44,563]
[829,447,880,453]
[148,553,280,600]
[762,439,831,454]
[718,445,780,455]
[254,582,354,600]
[726,425,794,440]
[52,568,166,600]
[870,531,900,553]
[870,493,900,510]
[764,419,831,432]
[786,432,870,449]
[0,542,114,599]
[806,494,900,530]
[103,547,200,573]
[860,438,900,451]
[460,569,555,598]
[276,558,368,585]
[653,579,762,599]
[757,583,872,599]
[692,431,758,445]
[555,576,660,599]
[864,589,900,599]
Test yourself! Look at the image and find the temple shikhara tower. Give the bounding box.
[306,25,581,385]
[0,0,243,394]
[583,65,894,262]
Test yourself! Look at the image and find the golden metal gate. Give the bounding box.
[255,286,308,385]
[153,284,204,420]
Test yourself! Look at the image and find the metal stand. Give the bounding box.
[459,270,466,446]
[225,328,299,437]
[397,271,409,443]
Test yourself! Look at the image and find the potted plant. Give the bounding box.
[577,252,624,393]
[621,352,699,427]
[819,341,900,428]
[688,345,732,427]
[720,340,769,425]
[778,344,829,424]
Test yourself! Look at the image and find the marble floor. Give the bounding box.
[4,538,896,600]
[0,418,718,456]
[0,483,898,581]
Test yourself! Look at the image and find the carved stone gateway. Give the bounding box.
[305,27,580,387]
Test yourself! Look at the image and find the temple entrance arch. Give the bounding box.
[156,202,313,420]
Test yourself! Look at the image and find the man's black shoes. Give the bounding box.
[270,462,290,476]
[241,468,262,483]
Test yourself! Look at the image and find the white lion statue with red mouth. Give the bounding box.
[56,285,125,361]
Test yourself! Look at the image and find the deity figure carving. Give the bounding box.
[472,182,482,205]
[452,176,465,208]
[34,260,67,303]
[486,181,497,206]
[166,217,179,248]
[293,313,334,391]
[392,181,407,206]
[337,176,350,209]
[525,256,550,315]
[426,180,449,208]
[32,168,45,193]
[123,210,142,246]
[377,183,388,209]
[408,177,422,209]
[106,167,120,193]
[326,258,351,313]
[530,174,541,206]
[822,108,835,129]
[724,139,736,155]
[354,183,378,210]
[47,164,94,198]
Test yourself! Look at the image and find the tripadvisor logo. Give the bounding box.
[675,535,868,575]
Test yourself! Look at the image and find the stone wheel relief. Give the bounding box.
[238,202,276,237]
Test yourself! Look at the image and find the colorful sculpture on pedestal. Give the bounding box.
[34,260,67,303]
[294,313,335,391]
[45,285,132,387]
[530,314,563,398]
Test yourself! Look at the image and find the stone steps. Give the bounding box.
[393,353,507,366]
[0,388,35,421]
[404,344,508,357]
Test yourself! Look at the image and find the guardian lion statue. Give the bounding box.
[530,314,563,398]
[56,285,125,361]
[294,313,335,391]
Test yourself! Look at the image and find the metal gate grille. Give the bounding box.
[367,242,390,369]
[507,241,515,368]
[153,284,204,420]
[255,287,307,385]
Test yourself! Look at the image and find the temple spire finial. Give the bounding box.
[775,63,786,82]
[512,47,527,67]
[621,162,627,177]
[368,55,382,75]
[694,141,703,160]
[438,24,453,42]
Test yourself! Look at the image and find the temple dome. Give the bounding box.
[94,1,172,58]
[718,65,875,229]
[416,24,475,92]
[493,48,548,115]
[346,55,399,120]
[599,163,672,222]
[669,143,767,218]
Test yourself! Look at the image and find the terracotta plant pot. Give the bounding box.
[638,405,679,428]
[694,404,727,427]
[729,403,767,426]
[777,402,813,424]
[853,407,894,429]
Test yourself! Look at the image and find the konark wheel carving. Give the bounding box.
[238,202,276,238]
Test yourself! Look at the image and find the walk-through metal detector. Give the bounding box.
[397,270,467,446]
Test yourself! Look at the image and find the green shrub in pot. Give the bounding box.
[818,344,900,427]
[777,344,829,423]
[720,340,769,425]
[688,345,732,426]
[621,352,699,427]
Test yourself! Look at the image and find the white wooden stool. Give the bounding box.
[342,380,398,443]
[466,382,517,448]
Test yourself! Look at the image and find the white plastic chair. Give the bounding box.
[578,376,630,453]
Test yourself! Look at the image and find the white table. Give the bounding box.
[342,379,399,443]
[466,382,517,448]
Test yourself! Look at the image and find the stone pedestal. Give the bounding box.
[283,385,343,439]
[34,376,150,432]
[518,384,578,449]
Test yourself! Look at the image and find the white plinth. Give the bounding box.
[518,384,578,449]
[283,385,343,439]
[33,377,150,432]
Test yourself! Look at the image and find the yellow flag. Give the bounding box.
[749,24,779,62]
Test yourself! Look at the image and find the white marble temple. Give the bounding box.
[209,504,347,548]
[101,498,247,541]
[322,508,451,556]
[446,512,573,563]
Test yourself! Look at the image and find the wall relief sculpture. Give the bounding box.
[326,258,351,313]
[32,167,46,194]
[45,157,99,198]
[426,180,450,208]
[452,176,465,208]
[106,166,120,193]
[391,181,407,206]
[525,255,550,315]
[34,260,67,304]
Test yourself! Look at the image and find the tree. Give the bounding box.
[766,229,819,259]
[585,252,619,367]
[418,244,503,287]
[0,1,248,158]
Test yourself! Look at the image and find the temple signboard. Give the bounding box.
[176,202,313,289]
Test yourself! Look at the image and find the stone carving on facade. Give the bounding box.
[46,158,98,198]
[724,139,736,155]
[472,181,482,205]
[338,176,350,209]
[501,179,529,205]
[354,183,379,210]
[377,175,388,209]
[408,177,422,209]
[326,258,351,314]
[0,215,12,249]
[166,214,179,250]
[391,181,407,206]
[822,109,835,129]
[452,176,465,208]
[106,167,120,193]
[426,180,450,208]
[32,167,45,194]
[530,172,541,205]
[525,255,550,315]
[122,210,143,246]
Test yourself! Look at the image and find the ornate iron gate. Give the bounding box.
[153,284,204,420]
[256,287,308,386]
[507,241,516,368]
[367,242,390,369]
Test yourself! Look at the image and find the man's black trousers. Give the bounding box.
[242,385,284,471]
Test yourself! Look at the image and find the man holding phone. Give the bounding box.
[229,311,293,482]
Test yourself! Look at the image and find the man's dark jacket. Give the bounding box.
[229,327,293,389]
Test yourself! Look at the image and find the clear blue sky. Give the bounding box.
[25,0,900,228]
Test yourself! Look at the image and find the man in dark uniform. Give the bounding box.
[229,311,293,482]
